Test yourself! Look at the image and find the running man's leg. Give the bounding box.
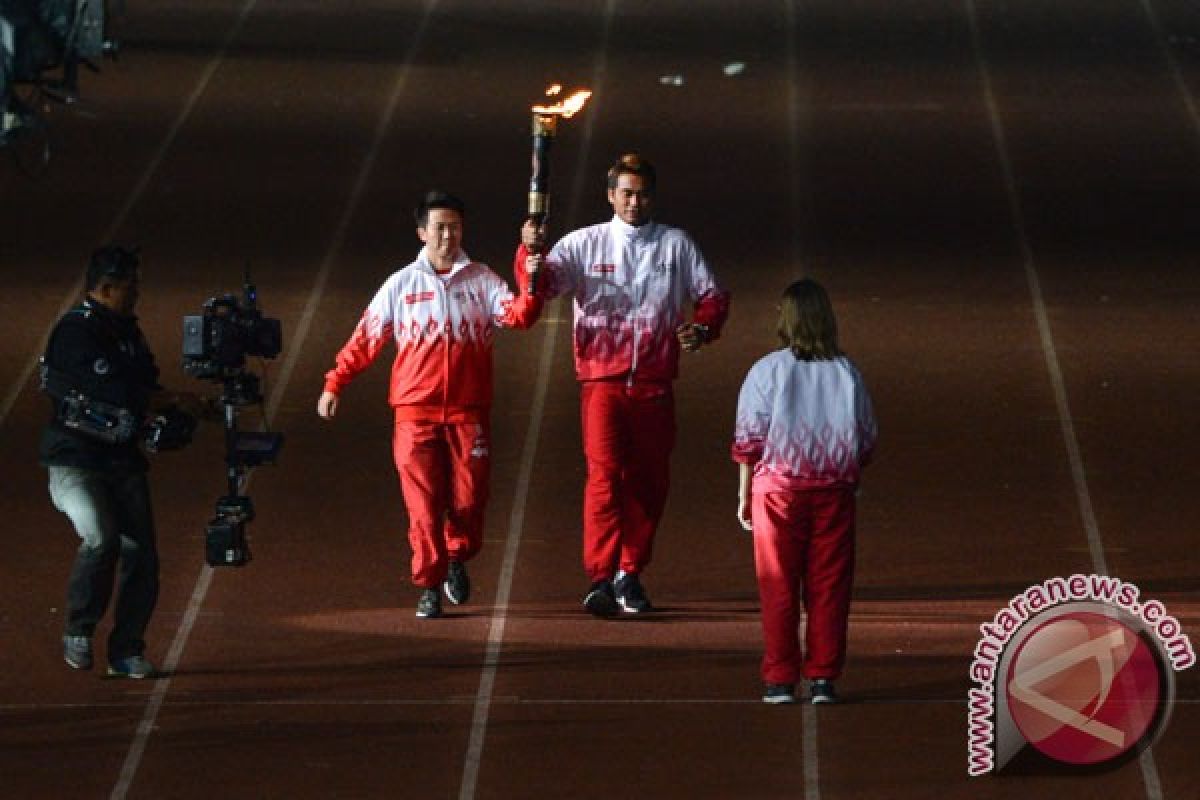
[443,420,490,564]
[393,419,450,588]
[617,387,675,575]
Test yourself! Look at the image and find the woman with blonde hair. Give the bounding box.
[732,278,877,704]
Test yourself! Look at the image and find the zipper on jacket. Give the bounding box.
[627,236,642,387]
[436,271,451,423]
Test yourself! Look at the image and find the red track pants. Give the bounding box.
[752,488,856,685]
[392,418,490,588]
[580,381,676,582]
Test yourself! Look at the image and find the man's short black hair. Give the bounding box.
[606,153,656,191]
[415,191,466,228]
[86,245,140,291]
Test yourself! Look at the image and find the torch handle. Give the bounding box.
[529,128,554,219]
[527,113,559,296]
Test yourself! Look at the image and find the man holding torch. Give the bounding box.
[517,153,731,617]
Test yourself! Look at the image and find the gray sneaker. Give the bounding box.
[63,635,93,670]
[107,655,157,679]
[416,588,442,619]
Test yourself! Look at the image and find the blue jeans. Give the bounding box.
[48,466,159,660]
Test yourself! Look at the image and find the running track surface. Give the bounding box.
[1,2,1198,798]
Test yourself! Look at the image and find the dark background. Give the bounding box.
[1,1,1197,798]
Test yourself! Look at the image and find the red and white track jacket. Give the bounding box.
[732,351,877,492]
[515,216,730,385]
[323,249,542,423]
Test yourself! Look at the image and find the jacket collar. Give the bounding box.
[609,215,655,241]
[82,297,139,328]
[417,248,471,278]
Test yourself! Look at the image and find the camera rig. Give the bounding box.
[182,268,283,567]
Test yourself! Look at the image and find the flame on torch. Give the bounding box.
[532,86,592,119]
[528,84,592,222]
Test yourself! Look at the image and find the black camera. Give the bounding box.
[182,285,282,391]
[184,272,283,568]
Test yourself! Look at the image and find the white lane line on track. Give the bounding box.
[456,317,561,800]
[964,3,1162,798]
[784,0,804,269]
[0,0,260,433]
[783,3,821,798]
[802,702,821,799]
[455,3,616,797]
[963,0,1108,576]
[107,4,262,793]
[1139,0,1200,153]
[107,3,442,798]
[1119,10,1183,797]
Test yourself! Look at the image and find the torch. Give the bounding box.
[526,84,592,290]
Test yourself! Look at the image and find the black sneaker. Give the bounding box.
[809,679,838,704]
[416,588,442,619]
[614,571,652,613]
[762,684,797,705]
[583,580,618,618]
[443,561,470,605]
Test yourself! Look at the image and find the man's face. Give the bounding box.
[607,173,654,227]
[93,274,140,317]
[417,208,464,265]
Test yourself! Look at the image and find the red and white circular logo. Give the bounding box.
[1005,611,1163,765]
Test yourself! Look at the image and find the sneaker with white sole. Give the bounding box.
[107,655,157,679]
[614,570,652,613]
[762,684,797,704]
[443,561,470,605]
[416,588,442,619]
[809,679,838,704]
[63,635,93,670]
[583,580,618,618]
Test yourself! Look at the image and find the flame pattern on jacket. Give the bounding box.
[516,216,729,383]
[732,351,877,492]
[323,249,542,422]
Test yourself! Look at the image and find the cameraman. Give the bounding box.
[40,245,203,678]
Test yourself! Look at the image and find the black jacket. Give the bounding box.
[38,299,161,472]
